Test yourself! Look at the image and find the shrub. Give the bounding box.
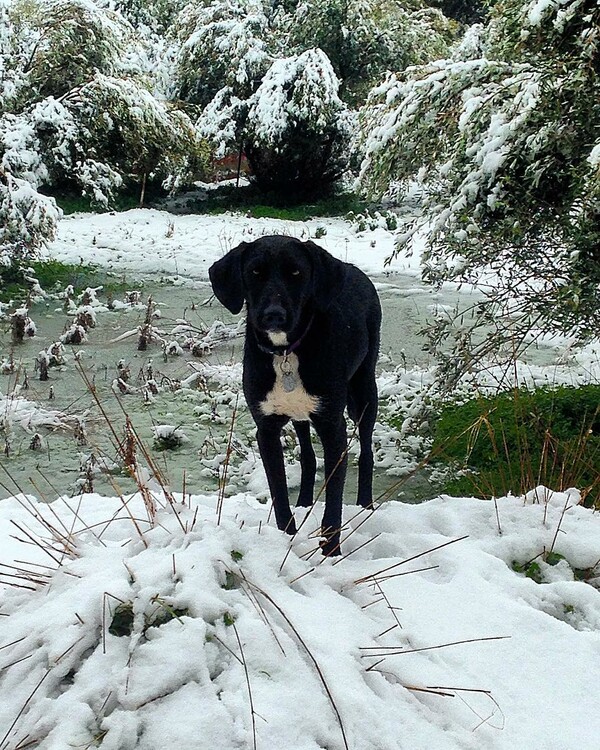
[359,0,600,381]
[0,167,60,267]
[172,0,272,108]
[433,385,600,505]
[0,76,209,206]
[288,0,455,104]
[13,0,137,106]
[243,49,353,194]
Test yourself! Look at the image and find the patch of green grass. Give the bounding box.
[193,184,367,220]
[0,259,135,304]
[58,192,141,215]
[31,259,97,291]
[0,259,99,303]
[432,385,600,506]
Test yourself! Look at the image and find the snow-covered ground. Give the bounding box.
[1,207,600,748]
[1,488,600,749]
[45,206,420,280]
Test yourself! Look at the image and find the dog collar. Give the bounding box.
[253,315,315,357]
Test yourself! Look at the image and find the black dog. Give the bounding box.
[209,235,381,555]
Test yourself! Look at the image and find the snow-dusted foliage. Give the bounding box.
[1,74,208,207]
[288,0,455,103]
[243,49,353,191]
[8,0,138,108]
[359,0,600,379]
[172,0,273,108]
[199,46,353,193]
[112,0,188,35]
[60,75,207,198]
[0,0,213,267]
[0,168,60,266]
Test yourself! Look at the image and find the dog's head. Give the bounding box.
[208,236,346,338]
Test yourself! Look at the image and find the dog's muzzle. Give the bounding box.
[260,303,287,332]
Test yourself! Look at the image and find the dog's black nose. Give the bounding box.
[262,304,287,330]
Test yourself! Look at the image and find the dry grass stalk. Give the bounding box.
[217,394,239,526]
[360,634,510,660]
[234,567,287,656]
[231,621,258,750]
[354,535,469,585]
[368,564,439,585]
[0,668,52,749]
[402,683,505,730]
[243,575,349,750]
[549,493,572,554]
[330,532,382,566]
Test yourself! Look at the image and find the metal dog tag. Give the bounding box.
[280,356,297,392]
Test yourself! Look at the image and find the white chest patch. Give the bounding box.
[259,352,320,421]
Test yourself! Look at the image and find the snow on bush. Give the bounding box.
[358,0,600,382]
[243,49,353,192]
[0,75,207,207]
[0,0,144,111]
[288,0,454,104]
[0,167,60,266]
[172,0,272,108]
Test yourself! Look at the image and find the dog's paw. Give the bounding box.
[357,497,376,510]
[295,493,313,508]
[319,534,342,557]
[282,517,298,535]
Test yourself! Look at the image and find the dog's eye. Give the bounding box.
[290,269,300,276]
[252,269,261,276]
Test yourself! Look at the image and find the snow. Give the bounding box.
[1,488,600,748]
[0,390,74,432]
[43,206,419,279]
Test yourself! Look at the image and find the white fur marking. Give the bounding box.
[268,331,289,346]
[259,352,320,421]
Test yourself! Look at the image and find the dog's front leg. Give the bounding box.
[313,415,348,556]
[256,416,297,535]
[293,420,316,507]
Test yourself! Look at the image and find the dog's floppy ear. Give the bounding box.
[303,240,346,311]
[209,242,247,314]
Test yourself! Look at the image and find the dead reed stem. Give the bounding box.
[232,621,258,750]
[354,535,468,585]
[361,634,510,660]
[217,394,239,526]
[243,576,350,750]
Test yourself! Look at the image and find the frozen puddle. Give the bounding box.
[0,273,563,501]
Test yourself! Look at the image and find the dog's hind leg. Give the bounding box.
[348,367,378,509]
[312,414,348,556]
[293,420,316,507]
[256,416,297,535]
